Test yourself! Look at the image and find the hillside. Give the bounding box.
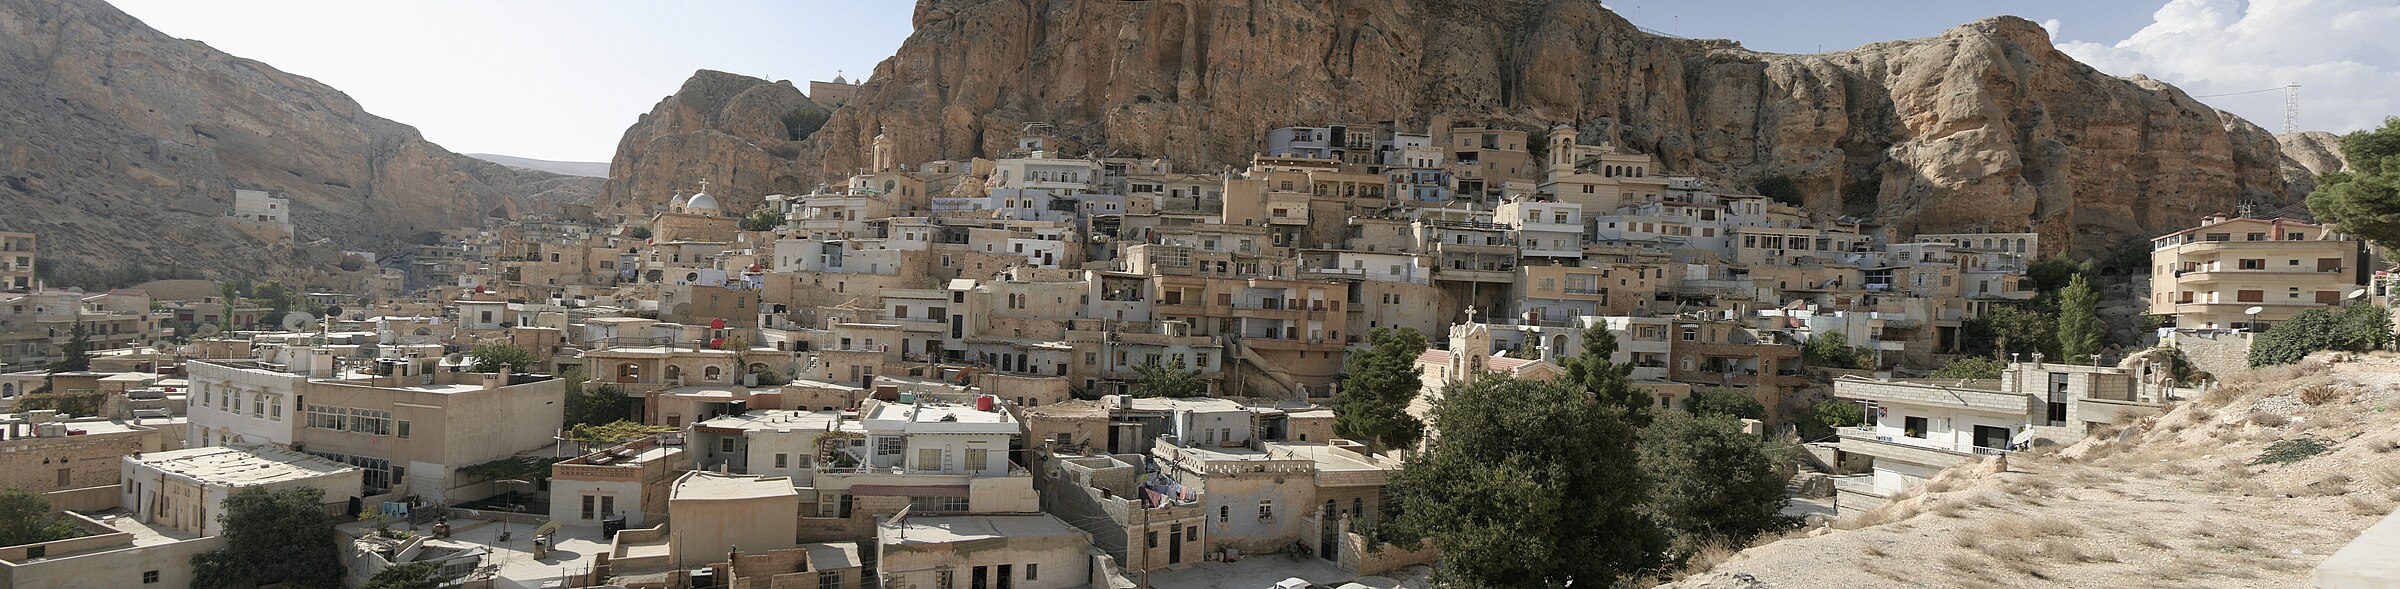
[609,0,2315,257]
[465,154,611,178]
[0,0,596,287]
[1670,355,2400,589]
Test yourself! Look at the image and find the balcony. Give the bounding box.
[1434,267,1515,283]
[2171,268,2347,283]
[1835,427,1971,469]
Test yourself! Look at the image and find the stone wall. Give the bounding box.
[2165,331,2254,379]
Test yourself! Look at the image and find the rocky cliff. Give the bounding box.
[599,70,824,217]
[0,0,598,287]
[615,0,2321,257]
[2276,131,2348,197]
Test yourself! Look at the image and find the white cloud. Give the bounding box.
[2040,18,2064,40]
[2057,0,2400,134]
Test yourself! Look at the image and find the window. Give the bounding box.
[1903,416,1928,438]
[775,453,789,468]
[582,495,598,519]
[1220,505,1230,522]
[917,448,942,470]
[1257,500,1274,520]
[720,438,737,453]
[396,421,410,439]
[2237,290,2264,303]
[252,394,265,417]
[820,571,844,589]
[2239,258,2265,270]
[1148,530,1159,548]
[1027,564,1039,581]
[143,571,160,584]
[909,495,969,513]
[964,448,989,471]
[2246,232,2267,241]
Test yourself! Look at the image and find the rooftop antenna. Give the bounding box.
[2284,83,2301,134]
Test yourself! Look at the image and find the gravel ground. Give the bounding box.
[1666,353,2400,589]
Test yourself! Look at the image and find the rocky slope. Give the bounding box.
[466,154,611,179]
[2276,131,2348,197]
[0,0,596,287]
[1670,355,2400,589]
[599,70,824,217]
[614,0,2321,256]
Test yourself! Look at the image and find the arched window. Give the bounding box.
[1,383,12,398]
[664,365,682,382]
[704,366,724,381]
[2016,238,2027,253]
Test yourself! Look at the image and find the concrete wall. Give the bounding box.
[2165,331,2253,379]
[0,527,222,589]
[0,428,160,493]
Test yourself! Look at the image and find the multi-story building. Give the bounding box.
[2149,214,2364,330]
[0,232,31,292]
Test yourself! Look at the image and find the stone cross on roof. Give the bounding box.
[1463,305,1478,324]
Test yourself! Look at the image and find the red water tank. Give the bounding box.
[710,317,727,330]
[975,395,995,411]
[709,338,725,349]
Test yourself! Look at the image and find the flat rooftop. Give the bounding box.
[696,410,843,433]
[672,472,796,501]
[1172,441,1386,472]
[134,445,356,486]
[865,400,1016,425]
[880,514,1081,545]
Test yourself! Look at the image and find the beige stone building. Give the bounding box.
[0,232,31,292]
[120,445,361,536]
[2149,214,2364,329]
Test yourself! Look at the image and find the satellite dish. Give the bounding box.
[2244,306,2266,316]
[151,339,176,352]
[195,324,221,338]
[357,342,380,358]
[444,352,466,365]
[324,305,346,320]
[281,312,316,332]
[2350,289,2369,300]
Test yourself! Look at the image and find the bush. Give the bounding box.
[1685,388,1766,421]
[628,227,652,240]
[1803,331,1873,370]
[1796,398,1864,441]
[467,342,537,374]
[2252,435,2332,465]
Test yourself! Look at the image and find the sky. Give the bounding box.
[110,0,2399,164]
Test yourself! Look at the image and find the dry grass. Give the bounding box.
[2376,467,2400,488]
[2199,533,2264,554]
[2298,383,2349,405]
[2346,494,2389,515]
[1988,515,2084,539]
[1938,553,1983,571]
[1673,541,1739,578]
[2246,411,2292,427]
[2132,532,2173,550]
[1929,499,1969,518]
[1834,502,1920,530]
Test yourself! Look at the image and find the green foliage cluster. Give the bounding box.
[1801,331,1873,370]
[750,365,792,386]
[2306,117,2400,249]
[52,322,91,373]
[1130,358,1207,398]
[1373,327,1793,585]
[2251,435,2331,465]
[363,561,448,589]
[1795,398,1865,441]
[1928,356,2005,379]
[1754,176,1803,207]
[1333,327,1429,452]
[0,488,83,547]
[191,487,345,589]
[2247,304,2394,367]
[781,108,830,141]
[1683,388,1765,421]
[12,391,104,417]
[562,370,637,428]
[568,420,676,448]
[628,227,653,240]
[468,342,538,374]
[738,208,785,232]
[1968,305,2060,358]
[2056,274,2103,362]
[459,455,570,482]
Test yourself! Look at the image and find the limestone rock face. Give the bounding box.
[599,70,824,217]
[2276,131,2348,197]
[0,0,597,285]
[615,0,2306,256]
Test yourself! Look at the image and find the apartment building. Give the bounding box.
[0,232,30,292]
[2150,214,2364,329]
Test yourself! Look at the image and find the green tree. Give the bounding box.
[2337,303,2394,351]
[1979,305,2059,357]
[190,487,345,589]
[568,420,677,447]
[1802,331,1870,370]
[738,209,784,232]
[1683,388,1766,421]
[1333,327,1428,452]
[2249,309,2344,367]
[254,280,295,326]
[0,488,82,547]
[781,107,830,141]
[628,227,652,240]
[1638,411,1793,556]
[750,365,792,386]
[1928,356,2004,379]
[363,561,447,589]
[1130,358,1207,398]
[1794,398,1865,441]
[52,321,92,373]
[468,342,537,374]
[1754,176,1803,207]
[2024,255,2095,295]
[2306,116,2400,248]
[561,369,635,427]
[2056,274,2103,362]
[1378,376,1665,588]
[1560,327,1650,423]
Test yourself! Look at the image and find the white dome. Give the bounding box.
[669,192,688,208]
[685,191,721,211]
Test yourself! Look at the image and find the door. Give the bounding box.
[1169,527,1183,564]
[971,565,988,589]
[996,564,1012,589]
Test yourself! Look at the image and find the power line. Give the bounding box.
[2190,86,2288,98]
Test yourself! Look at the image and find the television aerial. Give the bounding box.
[281,312,316,332]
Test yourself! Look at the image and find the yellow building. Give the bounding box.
[2149,215,2364,329]
[0,232,31,292]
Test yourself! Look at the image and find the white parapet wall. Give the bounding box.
[2316,507,2400,588]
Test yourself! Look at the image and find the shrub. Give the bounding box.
[2251,435,2331,465]
[1929,357,2004,379]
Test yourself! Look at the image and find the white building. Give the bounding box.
[121,445,362,537]
[1831,362,2177,515]
[229,189,289,225]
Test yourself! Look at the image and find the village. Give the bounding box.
[0,98,2394,589]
